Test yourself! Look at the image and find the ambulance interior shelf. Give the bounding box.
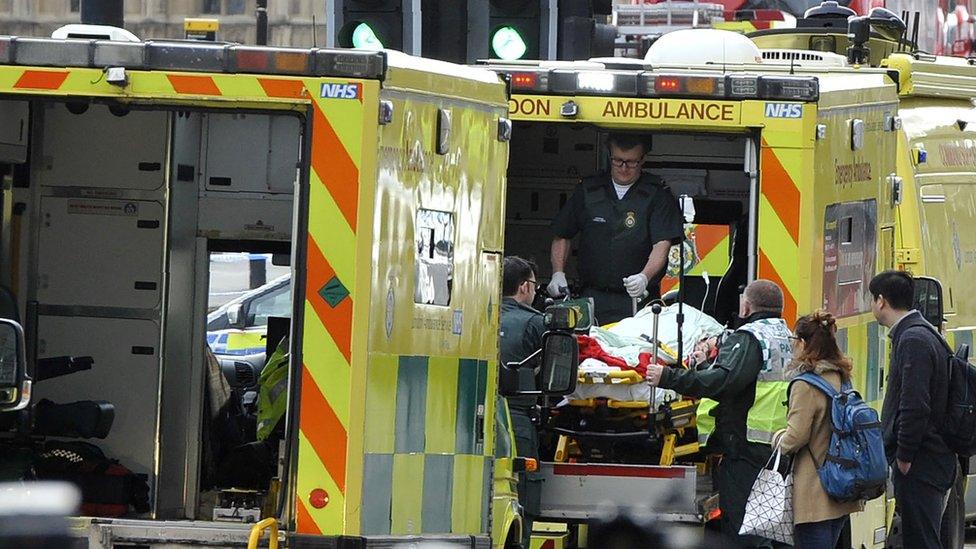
[503,125,753,327]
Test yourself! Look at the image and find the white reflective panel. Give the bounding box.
[577,71,615,92]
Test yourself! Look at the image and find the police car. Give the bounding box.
[206,274,291,362]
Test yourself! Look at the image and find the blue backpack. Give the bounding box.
[789,372,887,502]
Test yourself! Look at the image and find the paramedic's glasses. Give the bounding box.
[610,157,642,169]
[525,278,540,290]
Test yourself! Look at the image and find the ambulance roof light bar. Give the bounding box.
[494,66,819,101]
[0,36,387,80]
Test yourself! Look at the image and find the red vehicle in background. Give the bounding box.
[616,0,975,59]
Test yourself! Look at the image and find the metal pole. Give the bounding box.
[403,0,422,56]
[745,138,758,282]
[466,0,490,63]
[676,195,686,366]
[541,0,558,60]
[650,304,661,412]
[325,0,337,48]
[256,0,268,45]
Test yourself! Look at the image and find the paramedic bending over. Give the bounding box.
[547,133,684,324]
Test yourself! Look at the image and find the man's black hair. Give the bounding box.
[607,133,650,153]
[869,270,915,311]
[503,256,538,296]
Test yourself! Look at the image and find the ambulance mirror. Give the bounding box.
[913,276,944,329]
[226,303,243,326]
[539,332,579,396]
[0,319,30,412]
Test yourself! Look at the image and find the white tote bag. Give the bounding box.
[739,447,794,545]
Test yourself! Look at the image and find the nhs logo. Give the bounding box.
[320,83,360,100]
[764,102,803,119]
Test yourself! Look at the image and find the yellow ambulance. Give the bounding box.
[484,4,976,548]
[0,30,578,548]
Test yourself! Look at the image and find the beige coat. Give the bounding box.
[774,361,864,525]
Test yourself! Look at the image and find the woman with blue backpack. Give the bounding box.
[773,310,874,549]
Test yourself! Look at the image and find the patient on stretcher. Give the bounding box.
[561,303,726,406]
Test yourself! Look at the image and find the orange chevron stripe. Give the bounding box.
[167,74,221,95]
[661,225,729,294]
[305,234,353,362]
[296,498,323,535]
[259,78,306,99]
[760,145,800,245]
[692,225,729,256]
[311,101,359,230]
[14,70,69,90]
[300,365,348,493]
[759,249,798,326]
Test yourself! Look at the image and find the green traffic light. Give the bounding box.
[351,22,383,50]
[491,26,528,60]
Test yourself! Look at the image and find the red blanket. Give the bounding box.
[576,335,660,377]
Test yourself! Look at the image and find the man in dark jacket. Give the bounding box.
[548,133,684,324]
[499,256,546,548]
[646,280,793,546]
[871,270,955,549]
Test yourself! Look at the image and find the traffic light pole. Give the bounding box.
[466,0,489,63]
[403,0,422,56]
[540,0,558,60]
[325,0,336,47]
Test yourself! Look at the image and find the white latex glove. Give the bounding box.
[547,271,568,297]
[623,273,648,298]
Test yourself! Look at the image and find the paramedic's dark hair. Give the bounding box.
[502,256,538,296]
[744,279,784,313]
[869,270,915,311]
[607,133,650,154]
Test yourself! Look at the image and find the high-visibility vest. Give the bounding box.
[257,337,289,442]
[696,318,793,446]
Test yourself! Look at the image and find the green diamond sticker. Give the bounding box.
[319,276,349,308]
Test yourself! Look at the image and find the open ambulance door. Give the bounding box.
[503,124,759,327]
[0,96,304,520]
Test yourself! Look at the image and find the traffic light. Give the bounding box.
[336,1,414,53]
[489,0,553,60]
[558,0,617,60]
[421,0,489,64]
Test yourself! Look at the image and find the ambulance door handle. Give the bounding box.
[476,403,485,447]
[888,174,903,207]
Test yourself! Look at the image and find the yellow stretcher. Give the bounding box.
[555,362,700,466]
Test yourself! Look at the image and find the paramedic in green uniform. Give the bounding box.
[499,256,546,548]
[548,133,684,324]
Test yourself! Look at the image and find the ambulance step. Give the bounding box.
[536,462,702,523]
[76,518,274,548]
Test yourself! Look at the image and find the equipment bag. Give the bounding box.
[916,324,976,457]
[789,373,887,502]
[33,440,150,517]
